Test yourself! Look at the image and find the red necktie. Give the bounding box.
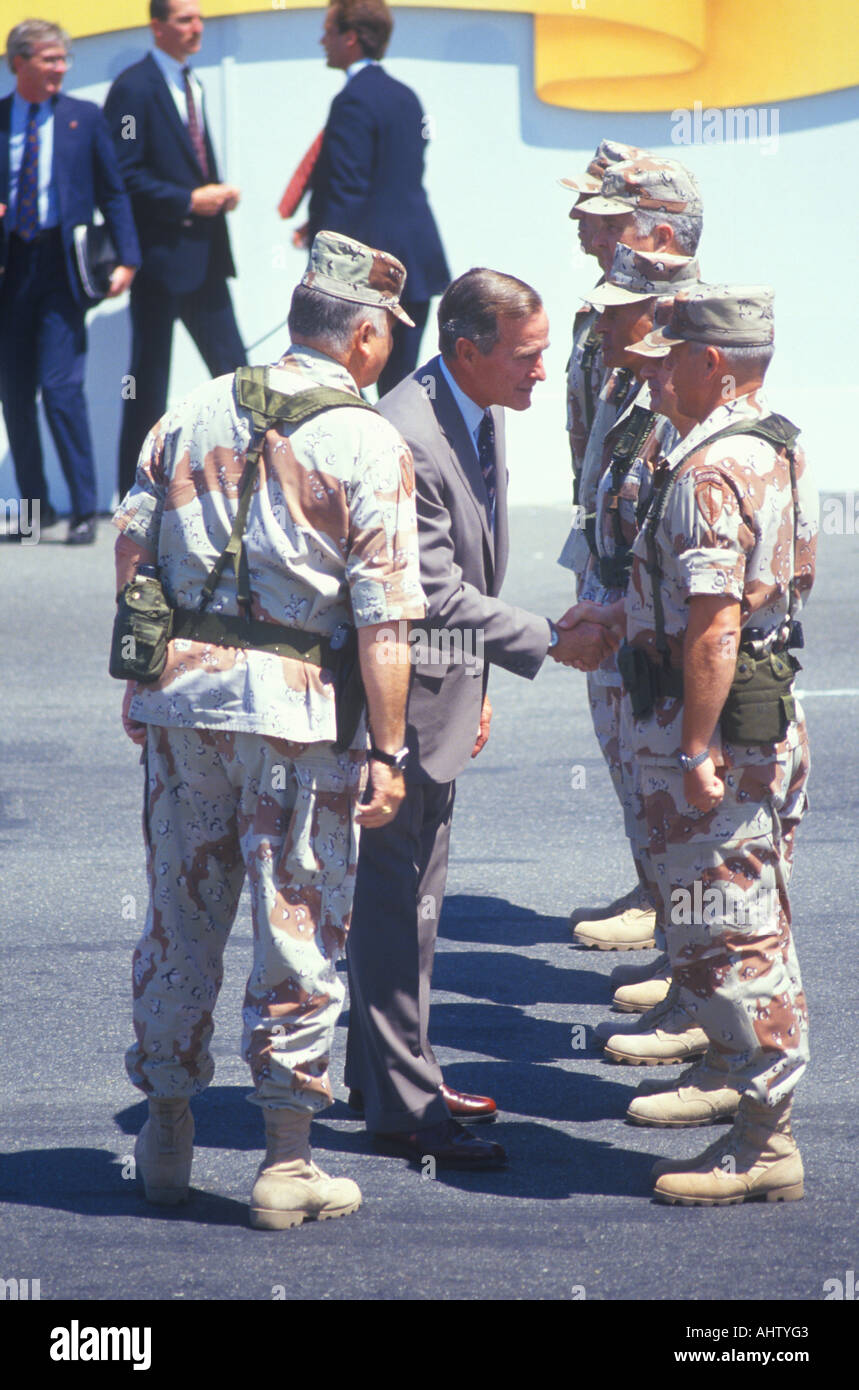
[182,65,210,178]
[278,131,323,219]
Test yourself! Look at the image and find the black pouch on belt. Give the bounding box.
[617,641,656,718]
[330,624,364,753]
[109,567,173,683]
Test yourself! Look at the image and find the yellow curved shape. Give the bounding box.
[4,0,856,113]
[535,0,859,110]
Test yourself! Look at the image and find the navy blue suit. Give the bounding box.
[0,91,140,521]
[307,64,449,395]
[104,53,245,494]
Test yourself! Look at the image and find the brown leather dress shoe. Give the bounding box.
[372,1119,507,1169]
[348,1085,497,1124]
[440,1083,497,1123]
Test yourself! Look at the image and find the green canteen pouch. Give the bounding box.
[109,573,174,683]
[721,649,799,744]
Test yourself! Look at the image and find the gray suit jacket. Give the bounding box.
[378,357,551,783]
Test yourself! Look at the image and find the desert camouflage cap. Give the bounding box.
[585,245,701,307]
[302,230,415,326]
[632,284,775,356]
[578,155,702,218]
[559,138,645,196]
[559,139,647,218]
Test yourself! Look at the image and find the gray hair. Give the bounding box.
[716,343,774,378]
[438,267,542,360]
[6,19,69,71]
[287,283,388,353]
[690,340,773,379]
[632,206,703,256]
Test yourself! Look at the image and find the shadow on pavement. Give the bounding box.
[0,1147,248,1225]
[312,1118,656,1199]
[432,948,611,1007]
[438,893,569,948]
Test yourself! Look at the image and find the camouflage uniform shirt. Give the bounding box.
[625,387,818,759]
[559,365,637,584]
[566,299,605,485]
[113,346,426,744]
[580,380,679,688]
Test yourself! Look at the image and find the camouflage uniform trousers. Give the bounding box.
[587,667,650,895]
[634,715,810,1106]
[126,724,365,1114]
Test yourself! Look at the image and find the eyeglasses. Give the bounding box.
[31,52,72,68]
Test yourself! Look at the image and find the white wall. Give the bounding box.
[2,6,856,512]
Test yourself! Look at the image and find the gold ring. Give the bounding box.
[381,804,393,814]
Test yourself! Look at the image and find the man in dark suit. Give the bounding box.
[104,0,245,496]
[344,269,617,1167]
[0,20,140,544]
[295,0,449,395]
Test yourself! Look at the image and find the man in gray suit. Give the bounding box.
[345,268,615,1167]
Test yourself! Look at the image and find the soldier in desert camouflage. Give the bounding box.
[558,153,705,952]
[563,250,711,1070]
[571,286,816,1202]
[112,230,425,1228]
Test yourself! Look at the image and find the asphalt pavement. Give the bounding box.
[1,504,857,1316]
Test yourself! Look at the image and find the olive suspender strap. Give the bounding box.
[643,412,801,663]
[197,368,377,614]
[572,319,601,507]
[605,404,657,555]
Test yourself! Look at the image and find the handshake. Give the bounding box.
[550,599,625,672]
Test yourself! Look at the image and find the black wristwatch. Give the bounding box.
[678,749,710,772]
[369,745,409,772]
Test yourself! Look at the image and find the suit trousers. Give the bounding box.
[376,300,430,399]
[0,231,97,519]
[118,267,246,495]
[345,774,455,1133]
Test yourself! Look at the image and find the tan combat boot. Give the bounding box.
[573,884,657,951]
[569,884,648,932]
[652,1096,804,1205]
[134,1097,194,1205]
[596,987,708,1064]
[609,950,669,990]
[250,1108,362,1230]
[626,1060,741,1126]
[612,956,672,1013]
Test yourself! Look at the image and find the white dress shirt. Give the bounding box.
[345,58,378,82]
[151,45,205,133]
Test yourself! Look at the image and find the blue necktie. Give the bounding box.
[16,104,40,241]
[477,411,496,514]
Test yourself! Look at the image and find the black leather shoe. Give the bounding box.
[67,514,97,545]
[372,1119,507,1169]
[440,1083,497,1123]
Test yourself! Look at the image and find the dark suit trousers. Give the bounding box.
[0,231,97,519]
[345,775,455,1134]
[118,267,246,495]
[376,299,429,399]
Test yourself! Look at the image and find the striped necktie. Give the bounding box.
[182,66,210,178]
[477,410,497,514]
[16,104,40,241]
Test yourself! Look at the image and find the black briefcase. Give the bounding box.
[72,222,118,302]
